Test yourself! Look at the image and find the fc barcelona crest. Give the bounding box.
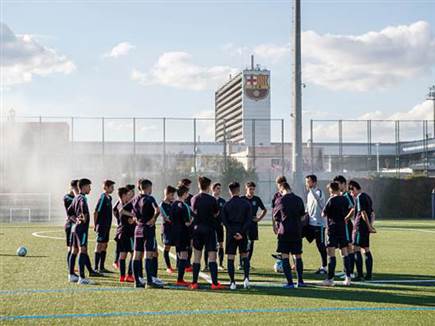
[244,74,269,101]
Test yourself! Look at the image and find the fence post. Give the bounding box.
[281,119,285,175]
[102,117,105,155]
[193,118,197,176]
[310,119,314,173]
[252,119,256,169]
[223,119,227,172]
[338,120,343,172]
[163,118,166,183]
[432,189,435,220]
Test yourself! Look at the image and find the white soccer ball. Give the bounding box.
[17,246,27,257]
[273,260,283,273]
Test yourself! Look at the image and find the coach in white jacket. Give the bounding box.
[304,175,328,275]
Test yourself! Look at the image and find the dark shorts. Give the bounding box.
[118,236,134,253]
[72,228,88,248]
[303,225,325,244]
[225,234,248,255]
[134,226,157,252]
[345,221,353,242]
[161,226,175,246]
[248,221,259,241]
[327,234,349,249]
[96,227,110,243]
[277,239,303,255]
[216,224,224,243]
[192,224,218,252]
[353,229,370,248]
[65,222,73,247]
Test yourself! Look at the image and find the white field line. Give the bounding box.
[32,230,212,284]
[379,227,435,234]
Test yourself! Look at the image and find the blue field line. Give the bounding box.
[1,306,435,321]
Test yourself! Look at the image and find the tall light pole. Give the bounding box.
[427,85,435,138]
[291,0,304,195]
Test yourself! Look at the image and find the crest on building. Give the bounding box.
[244,74,269,101]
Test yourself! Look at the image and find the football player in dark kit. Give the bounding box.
[160,185,177,274]
[221,182,252,290]
[333,175,356,277]
[189,176,223,290]
[212,182,226,270]
[113,186,136,283]
[177,178,194,272]
[93,180,115,273]
[203,182,226,271]
[321,182,352,286]
[273,182,306,289]
[241,181,267,268]
[113,184,135,270]
[170,185,193,286]
[65,179,79,282]
[71,178,101,285]
[131,179,162,288]
[349,180,376,281]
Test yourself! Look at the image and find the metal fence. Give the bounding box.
[0,115,434,221]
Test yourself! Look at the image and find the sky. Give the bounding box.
[1,0,435,142]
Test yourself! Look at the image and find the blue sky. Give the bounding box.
[1,0,435,141]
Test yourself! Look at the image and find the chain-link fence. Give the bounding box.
[0,116,433,221]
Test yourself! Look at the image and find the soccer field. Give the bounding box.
[1,220,434,325]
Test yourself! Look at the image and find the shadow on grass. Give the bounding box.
[0,253,48,258]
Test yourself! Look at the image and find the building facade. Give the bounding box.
[215,58,271,146]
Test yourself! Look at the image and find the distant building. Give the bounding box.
[215,56,271,146]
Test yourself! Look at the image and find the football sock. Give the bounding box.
[78,253,86,278]
[282,257,293,285]
[152,256,158,277]
[365,252,373,279]
[69,253,77,275]
[227,259,235,283]
[242,257,250,280]
[348,252,355,274]
[209,261,218,286]
[100,251,106,270]
[355,251,363,278]
[343,255,351,277]
[145,258,153,283]
[127,257,133,275]
[163,250,171,269]
[248,241,255,261]
[119,259,126,277]
[133,260,141,284]
[296,257,304,283]
[192,263,200,284]
[67,251,71,271]
[218,247,224,266]
[177,259,187,282]
[94,252,101,271]
[84,253,93,273]
[328,256,336,280]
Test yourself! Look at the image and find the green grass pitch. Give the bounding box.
[1,220,434,325]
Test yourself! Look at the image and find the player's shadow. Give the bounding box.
[221,284,435,307]
[0,253,48,258]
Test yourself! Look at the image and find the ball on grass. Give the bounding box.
[273,260,283,273]
[16,246,27,257]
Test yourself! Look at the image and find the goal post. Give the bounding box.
[0,193,51,223]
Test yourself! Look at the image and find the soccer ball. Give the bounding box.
[273,260,283,273]
[16,246,27,257]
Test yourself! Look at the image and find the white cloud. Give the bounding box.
[225,21,435,92]
[131,51,238,91]
[311,100,434,142]
[1,23,76,86]
[302,21,435,91]
[104,41,135,58]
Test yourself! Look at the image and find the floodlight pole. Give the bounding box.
[426,85,435,138]
[291,0,304,196]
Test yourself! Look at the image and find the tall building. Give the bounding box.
[215,56,271,146]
